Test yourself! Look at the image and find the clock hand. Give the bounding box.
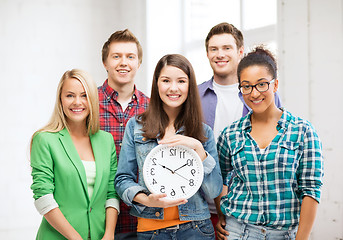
[174,172,189,181]
[173,163,188,173]
[158,163,175,174]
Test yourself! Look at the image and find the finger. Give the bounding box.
[216,231,227,240]
[217,225,229,236]
[159,138,181,145]
[163,198,188,207]
[150,193,167,200]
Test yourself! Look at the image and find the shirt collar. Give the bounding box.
[101,79,140,104]
[199,77,215,95]
[241,107,290,131]
[277,108,292,129]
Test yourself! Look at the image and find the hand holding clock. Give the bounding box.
[133,192,188,208]
[158,135,207,161]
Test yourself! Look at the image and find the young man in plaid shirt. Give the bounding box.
[98,29,149,240]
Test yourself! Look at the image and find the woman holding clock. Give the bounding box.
[115,54,223,240]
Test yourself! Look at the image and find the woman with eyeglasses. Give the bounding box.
[215,46,324,240]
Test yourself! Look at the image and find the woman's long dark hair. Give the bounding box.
[138,54,206,142]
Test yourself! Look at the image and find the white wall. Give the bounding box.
[0,0,147,239]
[278,0,343,238]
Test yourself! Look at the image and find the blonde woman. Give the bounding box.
[30,69,119,240]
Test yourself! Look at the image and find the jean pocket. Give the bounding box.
[195,219,215,237]
[137,230,156,240]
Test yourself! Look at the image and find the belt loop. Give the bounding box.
[190,220,196,229]
[240,220,247,233]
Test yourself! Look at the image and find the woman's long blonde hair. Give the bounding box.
[30,69,99,149]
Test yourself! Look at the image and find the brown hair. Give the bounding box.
[102,29,143,64]
[138,54,206,142]
[205,22,244,52]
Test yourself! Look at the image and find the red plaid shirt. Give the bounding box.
[98,79,149,234]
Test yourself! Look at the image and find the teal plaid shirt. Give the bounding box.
[217,108,324,230]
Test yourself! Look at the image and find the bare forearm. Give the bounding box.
[102,207,118,240]
[44,208,82,240]
[296,196,319,240]
[214,185,228,216]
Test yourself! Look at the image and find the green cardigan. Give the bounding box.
[30,128,119,240]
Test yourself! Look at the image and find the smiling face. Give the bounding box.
[240,65,278,114]
[103,41,140,88]
[207,33,243,80]
[61,78,90,126]
[157,65,189,115]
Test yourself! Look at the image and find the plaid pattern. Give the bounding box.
[217,108,324,230]
[98,80,149,233]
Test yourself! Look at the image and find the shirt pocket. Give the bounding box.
[134,135,157,166]
[230,142,248,182]
[277,141,301,167]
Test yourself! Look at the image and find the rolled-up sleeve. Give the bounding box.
[34,193,59,215]
[30,133,55,200]
[297,123,324,203]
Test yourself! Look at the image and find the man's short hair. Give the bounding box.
[102,29,143,64]
[205,22,244,51]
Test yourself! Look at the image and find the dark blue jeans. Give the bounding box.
[137,219,215,240]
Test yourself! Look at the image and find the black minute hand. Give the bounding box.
[158,163,174,173]
[173,163,188,173]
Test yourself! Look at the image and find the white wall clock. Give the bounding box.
[143,144,204,200]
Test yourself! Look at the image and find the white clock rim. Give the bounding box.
[142,144,204,200]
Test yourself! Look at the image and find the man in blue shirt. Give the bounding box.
[198,22,282,237]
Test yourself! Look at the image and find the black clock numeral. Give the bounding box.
[180,186,185,194]
[152,158,157,165]
[180,151,186,158]
[150,168,155,175]
[152,179,157,185]
[189,179,194,186]
[191,169,196,176]
[160,185,165,193]
[161,151,164,158]
[187,159,193,166]
[170,148,176,156]
[170,189,176,196]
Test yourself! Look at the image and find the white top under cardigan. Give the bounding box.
[34,160,120,215]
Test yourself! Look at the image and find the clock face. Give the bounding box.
[143,144,204,200]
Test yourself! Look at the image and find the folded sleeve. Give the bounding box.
[30,133,55,200]
[34,193,59,215]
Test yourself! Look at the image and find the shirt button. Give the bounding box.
[142,137,146,141]
[119,142,122,146]
[129,106,132,109]
[120,123,123,126]
[155,212,160,217]
[89,207,92,213]
[107,96,111,100]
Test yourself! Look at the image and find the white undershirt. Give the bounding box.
[205,82,244,214]
[120,99,131,112]
[212,81,243,142]
[81,160,96,198]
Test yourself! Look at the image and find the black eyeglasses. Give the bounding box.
[239,79,275,95]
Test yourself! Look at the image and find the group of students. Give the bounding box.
[30,22,324,240]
